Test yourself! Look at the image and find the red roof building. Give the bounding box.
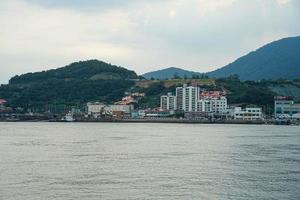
[200,91,226,99]
[115,96,137,105]
[0,99,7,105]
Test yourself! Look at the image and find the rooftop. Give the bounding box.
[200,91,226,99]
[274,96,294,101]
[0,99,7,105]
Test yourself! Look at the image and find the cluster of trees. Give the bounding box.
[215,75,276,114]
[0,79,135,112]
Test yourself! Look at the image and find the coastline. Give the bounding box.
[0,118,290,125]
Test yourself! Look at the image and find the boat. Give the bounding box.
[61,112,75,122]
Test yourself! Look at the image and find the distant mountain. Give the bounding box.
[142,67,203,80]
[0,60,138,110]
[207,36,300,80]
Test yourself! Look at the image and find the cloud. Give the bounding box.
[0,0,300,83]
[0,0,139,82]
[277,0,290,5]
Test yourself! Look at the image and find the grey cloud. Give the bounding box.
[23,0,170,11]
[0,0,300,84]
[129,0,300,69]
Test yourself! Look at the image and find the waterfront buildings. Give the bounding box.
[161,84,228,114]
[87,102,106,118]
[104,105,134,113]
[87,102,134,118]
[184,111,209,120]
[197,91,228,114]
[274,96,300,119]
[145,110,174,118]
[86,85,269,121]
[232,107,263,120]
[130,110,146,119]
[197,97,228,114]
[160,92,177,111]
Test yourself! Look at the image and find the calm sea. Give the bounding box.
[0,122,299,200]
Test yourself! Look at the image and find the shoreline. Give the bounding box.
[1,118,294,125]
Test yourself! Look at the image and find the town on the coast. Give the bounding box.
[1,83,299,125]
[1,35,300,125]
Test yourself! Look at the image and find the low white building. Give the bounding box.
[145,110,174,118]
[87,102,105,118]
[87,103,134,118]
[160,92,177,111]
[104,105,134,113]
[233,107,263,120]
[292,113,300,120]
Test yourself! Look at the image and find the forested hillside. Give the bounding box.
[0,60,138,110]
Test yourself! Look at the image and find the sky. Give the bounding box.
[0,0,300,84]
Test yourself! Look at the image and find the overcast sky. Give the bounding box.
[0,0,299,83]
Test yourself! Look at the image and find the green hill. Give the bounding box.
[0,60,138,111]
[10,60,137,84]
[207,36,300,80]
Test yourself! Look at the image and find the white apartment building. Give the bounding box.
[176,84,200,112]
[197,96,228,114]
[160,92,177,111]
[233,107,263,120]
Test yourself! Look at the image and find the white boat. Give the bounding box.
[61,112,75,122]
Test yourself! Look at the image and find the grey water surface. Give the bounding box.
[0,122,299,200]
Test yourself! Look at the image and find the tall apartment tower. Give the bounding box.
[160,93,177,111]
[176,84,200,112]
